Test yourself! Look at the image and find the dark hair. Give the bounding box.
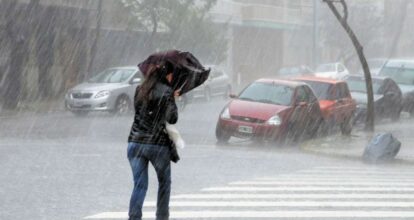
[136,61,174,104]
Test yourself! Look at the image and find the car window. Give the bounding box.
[88,68,136,83]
[303,86,318,103]
[336,83,350,99]
[238,82,294,106]
[338,65,345,72]
[301,80,334,100]
[380,66,414,85]
[316,64,336,72]
[346,77,382,94]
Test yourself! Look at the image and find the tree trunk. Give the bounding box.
[324,0,375,131]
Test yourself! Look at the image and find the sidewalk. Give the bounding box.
[301,114,414,163]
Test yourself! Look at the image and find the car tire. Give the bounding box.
[216,126,231,144]
[204,87,211,102]
[112,95,131,115]
[340,115,353,135]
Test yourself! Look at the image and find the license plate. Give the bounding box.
[73,101,84,107]
[238,125,253,134]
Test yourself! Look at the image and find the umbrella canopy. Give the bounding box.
[138,50,211,95]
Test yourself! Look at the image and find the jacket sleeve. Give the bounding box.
[165,89,178,124]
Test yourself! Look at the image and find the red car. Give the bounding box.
[215,79,323,143]
[293,76,356,135]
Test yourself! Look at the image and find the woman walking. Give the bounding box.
[127,62,178,220]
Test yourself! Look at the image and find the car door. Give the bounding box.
[291,86,312,128]
[334,82,354,122]
[127,71,143,101]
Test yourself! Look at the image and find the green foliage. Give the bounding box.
[121,0,228,63]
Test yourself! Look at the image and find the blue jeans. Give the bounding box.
[127,142,171,220]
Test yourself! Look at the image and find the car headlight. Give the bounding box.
[220,107,231,119]
[95,91,110,99]
[267,115,282,126]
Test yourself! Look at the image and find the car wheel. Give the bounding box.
[204,87,211,102]
[113,95,131,115]
[71,110,89,117]
[216,126,231,144]
[340,115,353,135]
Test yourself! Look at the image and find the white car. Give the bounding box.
[315,62,349,80]
[65,66,142,116]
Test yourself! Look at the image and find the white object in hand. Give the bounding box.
[166,123,185,149]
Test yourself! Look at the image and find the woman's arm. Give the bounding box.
[165,90,178,124]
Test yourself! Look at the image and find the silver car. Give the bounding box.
[190,66,231,101]
[65,66,142,116]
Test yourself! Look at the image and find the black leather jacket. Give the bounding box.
[128,82,178,146]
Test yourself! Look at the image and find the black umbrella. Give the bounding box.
[138,50,211,95]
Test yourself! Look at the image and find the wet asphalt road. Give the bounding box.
[1,98,413,220]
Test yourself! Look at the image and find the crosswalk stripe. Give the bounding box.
[172,193,414,199]
[85,166,414,219]
[257,176,414,181]
[141,201,414,207]
[230,181,414,186]
[202,186,414,192]
[298,170,414,175]
[84,211,414,219]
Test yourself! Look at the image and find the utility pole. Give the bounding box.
[312,0,318,69]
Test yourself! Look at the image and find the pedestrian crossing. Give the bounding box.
[84,166,414,219]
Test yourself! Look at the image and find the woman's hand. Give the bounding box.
[174,90,181,97]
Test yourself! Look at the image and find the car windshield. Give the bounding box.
[238,82,293,106]
[301,80,333,100]
[346,77,382,94]
[316,64,336,72]
[88,68,136,83]
[379,67,414,85]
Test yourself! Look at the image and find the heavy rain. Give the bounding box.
[1,0,414,219]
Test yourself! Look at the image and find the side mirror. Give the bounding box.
[131,78,141,84]
[229,94,238,99]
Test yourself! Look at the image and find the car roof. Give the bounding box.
[256,78,307,88]
[384,59,414,69]
[346,74,387,81]
[293,75,344,84]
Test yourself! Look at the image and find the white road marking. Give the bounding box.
[85,166,414,219]
[230,181,414,186]
[172,193,414,199]
[84,211,414,219]
[202,186,414,192]
[140,201,414,207]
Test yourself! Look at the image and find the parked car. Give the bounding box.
[277,65,313,78]
[189,66,231,101]
[315,62,349,80]
[357,58,387,76]
[65,66,142,116]
[345,75,402,123]
[379,59,414,116]
[215,79,323,143]
[293,76,356,135]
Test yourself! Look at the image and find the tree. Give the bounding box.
[323,0,375,131]
[319,3,384,70]
[121,0,227,63]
